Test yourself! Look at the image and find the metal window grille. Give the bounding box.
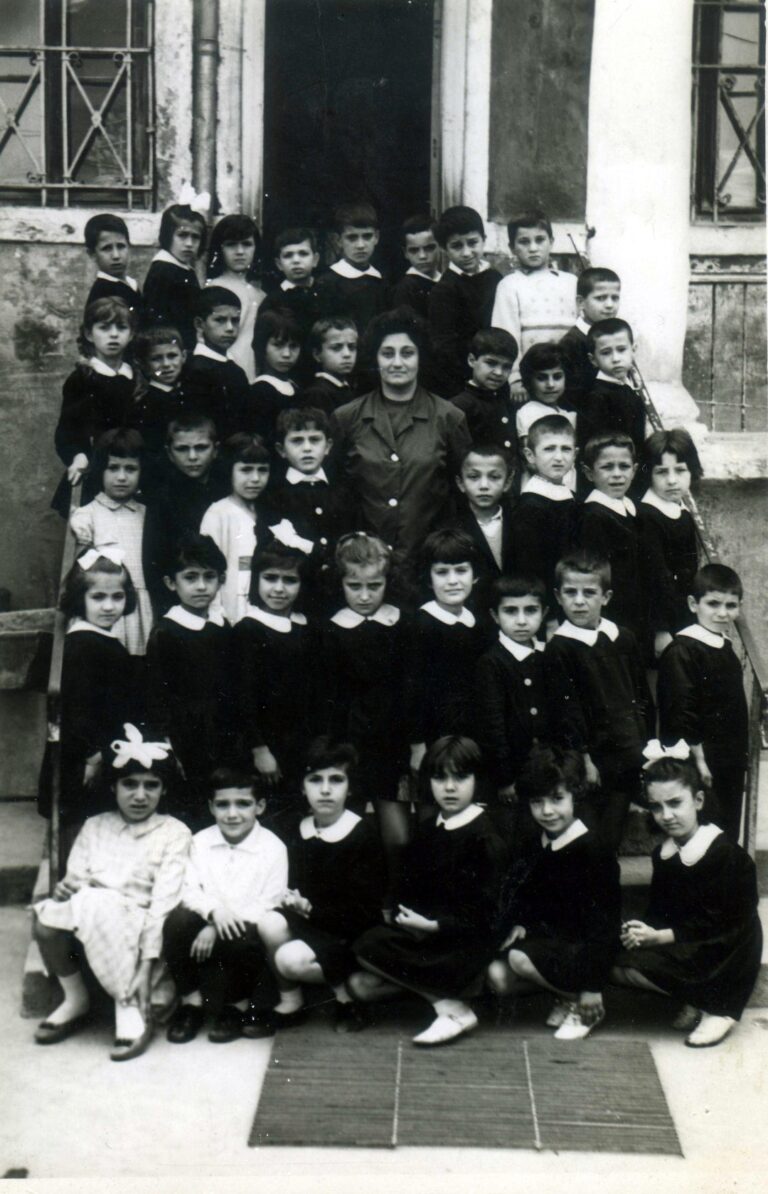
[692,0,766,222]
[0,0,154,209]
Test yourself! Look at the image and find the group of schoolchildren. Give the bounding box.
[31,198,761,1066]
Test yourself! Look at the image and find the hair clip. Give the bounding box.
[642,738,691,769]
[176,183,211,217]
[110,723,172,770]
[77,545,125,571]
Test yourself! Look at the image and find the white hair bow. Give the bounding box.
[268,518,314,555]
[177,183,211,217]
[110,723,172,770]
[642,738,691,769]
[77,545,125,571]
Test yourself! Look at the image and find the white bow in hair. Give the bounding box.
[77,545,125,571]
[642,738,691,769]
[111,723,172,770]
[177,183,211,217]
[269,518,314,555]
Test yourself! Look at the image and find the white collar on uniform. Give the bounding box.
[677,623,725,649]
[543,817,589,851]
[596,370,632,388]
[285,466,328,485]
[660,822,722,865]
[476,506,503,525]
[253,374,295,396]
[299,808,361,841]
[194,342,229,363]
[522,474,573,502]
[96,270,138,292]
[66,618,116,639]
[149,380,174,393]
[208,822,264,853]
[405,266,440,281]
[436,804,484,831]
[331,603,400,629]
[641,489,683,520]
[585,489,636,518]
[575,315,591,336]
[331,259,382,280]
[448,260,490,276]
[165,603,226,630]
[88,357,133,379]
[498,631,544,661]
[152,248,193,269]
[554,617,619,647]
[314,371,346,388]
[281,278,313,290]
[94,492,141,513]
[244,604,307,633]
[420,600,476,628]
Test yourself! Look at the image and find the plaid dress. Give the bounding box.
[35,811,191,1001]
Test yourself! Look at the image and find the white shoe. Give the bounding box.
[412,1009,478,1047]
[671,1004,700,1032]
[554,1004,605,1041]
[685,1013,735,1048]
[545,998,571,1029]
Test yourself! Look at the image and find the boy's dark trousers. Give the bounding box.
[708,763,746,844]
[587,757,644,852]
[163,907,278,1013]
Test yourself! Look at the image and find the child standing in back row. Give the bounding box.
[84,213,143,320]
[451,328,519,453]
[315,203,388,338]
[580,318,648,461]
[143,204,207,352]
[391,215,442,320]
[205,214,265,382]
[559,267,622,411]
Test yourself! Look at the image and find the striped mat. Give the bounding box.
[249,1027,681,1154]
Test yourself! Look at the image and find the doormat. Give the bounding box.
[249,1028,681,1154]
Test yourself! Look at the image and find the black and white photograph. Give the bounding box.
[0,2,765,1192]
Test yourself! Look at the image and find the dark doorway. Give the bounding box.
[262,0,435,279]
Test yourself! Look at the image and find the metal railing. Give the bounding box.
[633,364,768,857]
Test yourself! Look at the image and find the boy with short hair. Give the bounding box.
[577,431,643,640]
[185,286,250,441]
[581,318,648,460]
[143,415,225,613]
[428,205,502,396]
[657,563,748,842]
[545,550,653,849]
[454,444,515,583]
[302,317,358,413]
[509,414,578,630]
[559,267,621,410]
[474,574,551,801]
[491,210,577,396]
[163,768,288,1043]
[315,203,388,337]
[451,328,519,453]
[84,213,143,318]
[258,227,323,338]
[131,326,189,488]
[390,214,442,319]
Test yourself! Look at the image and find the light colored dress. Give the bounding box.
[206,274,265,383]
[70,493,153,655]
[200,494,257,624]
[35,811,191,1002]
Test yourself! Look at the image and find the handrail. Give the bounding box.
[46,480,82,889]
[632,363,767,856]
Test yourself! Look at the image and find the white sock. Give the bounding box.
[115,1002,145,1041]
[275,987,304,1014]
[47,972,90,1025]
[432,998,470,1018]
[182,990,203,1007]
[234,998,249,1012]
[333,983,352,1004]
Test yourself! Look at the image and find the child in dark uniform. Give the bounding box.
[248,309,302,442]
[352,736,506,1046]
[390,214,441,321]
[258,227,322,338]
[84,213,143,320]
[185,286,250,441]
[450,328,519,453]
[143,203,207,352]
[657,564,748,843]
[315,203,388,340]
[580,318,647,462]
[257,738,385,1033]
[638,429,701,660]
[612,750,761,1047]
[488,745,620,1040]
[559,267,621,412]
[302,317,358,413]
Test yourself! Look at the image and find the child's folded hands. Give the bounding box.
[282,889,312,917]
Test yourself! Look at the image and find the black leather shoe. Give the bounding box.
[166,1003,205,1044]
[34,1012,90,1045]
[241,1006,277,1039]
[333,1000,369,1033]
[208,1006,243,1043]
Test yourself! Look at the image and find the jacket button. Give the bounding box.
[388,497,398,507]
[390,452,399,462]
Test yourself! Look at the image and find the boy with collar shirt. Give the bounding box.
[185,286,250,442]
[559,267,621,412]
[509,414,578,635]
[302,317,358,414]
[315,203,388,339]
[657,564,749,843]
[84,213,144,321]
[390,215,442,320]
[258,227,323,334]
[453,445,515,601]
[490,210,577,398]
[579,318,649,465]
[428,205,503,397]
[544,551,654,849]
[451,328,519,454]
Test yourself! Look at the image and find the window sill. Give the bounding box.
[689,223,766,257]
[0,207,158,246]
[698,432,768,480]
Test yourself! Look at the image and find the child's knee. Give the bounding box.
[275,940,314,981]
[258,910,290,948]
[507,949,535,980]
[486,958,514,995]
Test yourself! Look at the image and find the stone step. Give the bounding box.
[0,801,45,906]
